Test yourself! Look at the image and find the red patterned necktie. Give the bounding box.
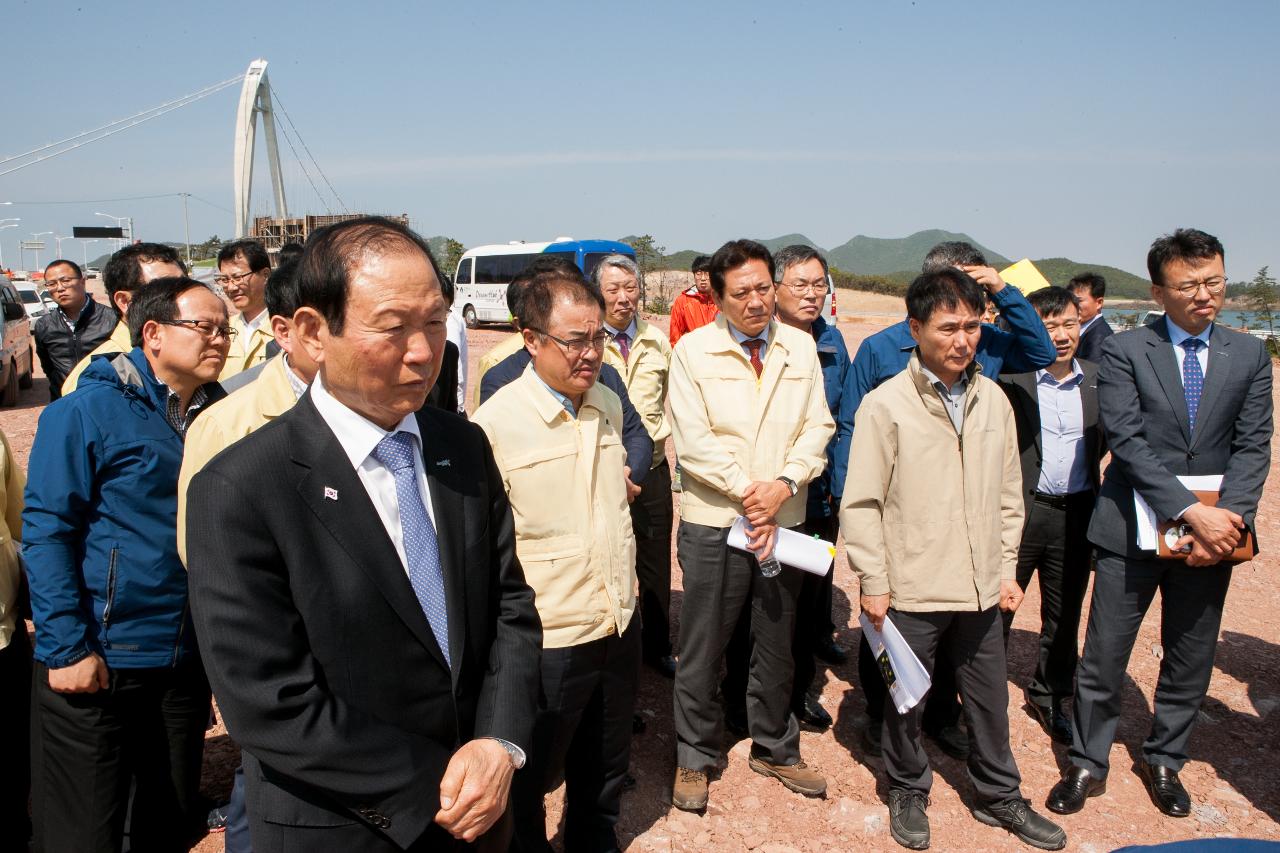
[745,339,763,378]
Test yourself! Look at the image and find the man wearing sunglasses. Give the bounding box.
[33,259,117,400]
[24,276,229,852]
[215,239,274,381]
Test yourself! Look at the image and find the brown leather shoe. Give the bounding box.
[747,754,827,797]
[672,767,709,811]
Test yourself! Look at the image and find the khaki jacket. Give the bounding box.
[62,320,131,395]
[470,331,526,410]
[602,319,672,467]
[218,312,273,381]
[473,365,636,649]
[669,316,834,529]
[178,354,300,563]
[840,353,1023,612]
[0,430,24,649]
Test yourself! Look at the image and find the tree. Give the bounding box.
[622,235,666,308]
[1245,265,1277,336]
[440,238,466,278]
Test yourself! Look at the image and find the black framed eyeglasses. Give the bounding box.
[159,319,237,341]
[529,328,609,357]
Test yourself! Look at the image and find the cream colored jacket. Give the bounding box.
[470,331,526,411]
[840,353,1023,612]
[602,319,672,467]
[668,316,834,529]
[0,430,25,650]
[218,312,273,381]
[473,365,636,649]
[62,320,131,395]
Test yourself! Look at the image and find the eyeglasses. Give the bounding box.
[159,319,238,342]
[531,328,609,357]
[778,278,827,296]
[45,276,83,291]
[213,269,261,287]
[1164,276,1227,296]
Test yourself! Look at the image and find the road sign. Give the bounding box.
[20,241,45,250]
[73,226,125,239]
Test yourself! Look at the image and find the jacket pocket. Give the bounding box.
[101,548,119,634]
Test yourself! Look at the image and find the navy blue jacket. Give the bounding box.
[830,284,1056,500]
[23,348,224,669]
[807,316,852,518]
[478,349,653,476]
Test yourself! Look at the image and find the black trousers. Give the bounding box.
[0,626,32,840]
[632,461,674,661]
[882,608,1023,803]
[1002,493,1093,707]
[30,654,212,853]
[674,521,803,773]
[511,623,639,853]
[1069,549,1233,777]
[860,633,962,733]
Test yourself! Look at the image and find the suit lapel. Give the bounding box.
[416,408,467,685]
[1189,327,1232,451]
[290,396,451,674]
[1080,362,1099,429]
[1146,319,1192,445]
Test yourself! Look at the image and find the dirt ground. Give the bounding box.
[4,296,1276,852]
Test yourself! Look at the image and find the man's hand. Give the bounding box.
[744,521,778,562]
[1179,504,1244,560]
[623,466,641,504]
[959,264,1006,295]
[434,739,515,842]
[48,652,109,694]
[998,579,1024,613]
[742,480,790,527]
[860,593,891,632]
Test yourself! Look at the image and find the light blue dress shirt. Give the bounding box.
[1166,318,1212,382]
[1034,361,1090,495]
[727,321,770,359]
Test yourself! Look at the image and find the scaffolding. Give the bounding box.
[250,213,411,252]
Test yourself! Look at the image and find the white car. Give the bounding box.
[17,284,55,321]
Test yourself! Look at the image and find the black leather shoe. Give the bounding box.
[887,788,930,849]
[1046,765,1105,815]
[924,724,970,760]
[725,705,749,738]
[1140,762,1190,817]
[863,718,883,757]
[645,654,678,678]
[814,636,848,665]
[973,798,1066,850]
[796,694,833,730]
[1023,689,1072,746]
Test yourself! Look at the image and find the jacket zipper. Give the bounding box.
[102,548,119,641]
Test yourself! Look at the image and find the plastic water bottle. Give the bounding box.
[758,551,781,578]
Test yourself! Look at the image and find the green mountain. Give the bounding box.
[756,234,825,254]
[826,229,1012,275]
[1026,257,1150,299]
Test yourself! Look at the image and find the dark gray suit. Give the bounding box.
[999,361,1104,707]
[1076,316,1114,364]
[1070,317,1272,776]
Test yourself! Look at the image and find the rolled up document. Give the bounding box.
[858,612,931,714]
[726,516,835,576]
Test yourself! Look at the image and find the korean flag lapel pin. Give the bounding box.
[323,486,339,501]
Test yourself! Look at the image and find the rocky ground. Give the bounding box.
[3,302,1276,852]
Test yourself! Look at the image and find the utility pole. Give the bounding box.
[179,193,192,265]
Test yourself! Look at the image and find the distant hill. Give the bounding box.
[756,234,825,254]
[1025,257,1150,299]
[826,229,1012,275]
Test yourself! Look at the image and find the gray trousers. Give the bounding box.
[883,607,1023,803]
[673,520,803,773]
[1069,549,1232,777]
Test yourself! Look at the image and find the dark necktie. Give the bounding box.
[371,432,451,667]
[614,330,631,363]
[745,339,764,378]
[1181,338,1205,432]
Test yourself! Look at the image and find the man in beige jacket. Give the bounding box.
[669,239,834,812]
[841,268,1065,851]
[473,269,638,852]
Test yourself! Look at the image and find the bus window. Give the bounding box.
[475,252,538,283]
[455,257,473,284]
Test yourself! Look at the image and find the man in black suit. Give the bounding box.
[999,286,1105,745]
[1048,229,1273,819]
[1069,272,1113,363]
[187,217,542,851]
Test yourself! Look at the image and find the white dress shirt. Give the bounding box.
[310,377,437,575]
[446,310,468,414]
[1034,362,1090,495]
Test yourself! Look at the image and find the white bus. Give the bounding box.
[452,237,637,328]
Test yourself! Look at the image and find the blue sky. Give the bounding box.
[4,0,1277,279]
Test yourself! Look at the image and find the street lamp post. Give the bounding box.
[94,212,131,250]
[0,219,19,271]
[30,231,52,270]
[80,239,100,267]
[55,234,74,257]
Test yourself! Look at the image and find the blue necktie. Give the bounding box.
[372,432,451,667]
[1181,338,1205,432]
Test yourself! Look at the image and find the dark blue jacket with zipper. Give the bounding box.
[23,347,224,669]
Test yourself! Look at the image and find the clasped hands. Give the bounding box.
[1176,504,1245,566]
[741,479,791,563]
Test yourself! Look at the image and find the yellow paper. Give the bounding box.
[1000,258,1051,295]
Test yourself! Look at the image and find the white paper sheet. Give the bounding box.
[726,516,835,576]
[858,613,932,714]
[1133,474,1224,551]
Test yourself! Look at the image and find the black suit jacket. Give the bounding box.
[998,361,1106,526]
[1076,316,1114,363]
[1087,317,1273,558]
[478,349,653,474]
[426,340,461,414]
[186,393,541,850]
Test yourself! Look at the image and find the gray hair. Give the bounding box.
[921,241,986,273]
[592,253,641,287]
[772,244,828,282]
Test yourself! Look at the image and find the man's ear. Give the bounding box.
[292,307,327,365]
[908,317,922,343]
[522,327,539,357]
[269,315,292,354]
[113,290,132,318]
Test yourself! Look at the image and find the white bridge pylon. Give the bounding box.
[233,59,289,238]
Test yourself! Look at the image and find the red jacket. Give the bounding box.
[668,288,718,346]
